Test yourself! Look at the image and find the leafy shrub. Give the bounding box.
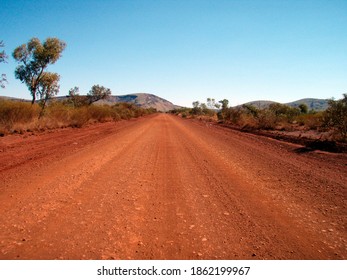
[268,103,300,123]
[295,112,323,130]
[256,110,277,129]
[224,108,243,124]
[323,94,347,141]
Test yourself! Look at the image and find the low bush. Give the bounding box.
[295,112,323,130]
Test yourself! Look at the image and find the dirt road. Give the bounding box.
[0,114,346,259]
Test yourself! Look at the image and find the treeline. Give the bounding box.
[0,99,156,136]
[170,95,347,142]
[0,37,157,136]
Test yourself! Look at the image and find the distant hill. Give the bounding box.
[94,93,179,112]
[0,96,31,102]
[1,93,180,112]
[241,98,329,111]
[285,98,329,111]
[242,100,278,109]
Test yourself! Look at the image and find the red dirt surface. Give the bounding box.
[0,114,346,260]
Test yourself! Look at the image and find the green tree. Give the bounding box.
[268,103,300,123]
[207,98,220,109]
[268,103,289,116]
[217,99,229,121]
[219,99,229,111]
[192,101,200,108]
[37,72,60,117]
[323,94,347,141]
[242,104,258,117]
[298,103,308,114]
[67,86,88,107]
[13,37,66,103]
[200,102,212,115]
[87,84,112,104]
[0,40,8,88]
[69,86,79,96]
[191,101,202,115]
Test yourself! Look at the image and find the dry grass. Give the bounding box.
[0,100,156,135]
[0,100,39,134]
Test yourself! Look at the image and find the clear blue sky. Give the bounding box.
[1,0,346,107]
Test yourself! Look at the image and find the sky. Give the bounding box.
[1,0,346,107]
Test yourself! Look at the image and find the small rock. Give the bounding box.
[202,238,207,242]
[223,212,230,216]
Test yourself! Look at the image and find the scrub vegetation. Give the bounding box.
[0,98,156,136]
[170,95,347,142]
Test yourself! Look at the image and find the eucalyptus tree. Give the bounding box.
[87,84,112,104]
[37,72,60,117]
[12,37,66,103]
